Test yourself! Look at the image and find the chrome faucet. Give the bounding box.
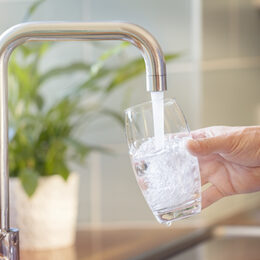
[0,22,167,259]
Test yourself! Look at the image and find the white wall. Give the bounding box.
[202,0,260,126]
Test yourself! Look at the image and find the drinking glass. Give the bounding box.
[125,98,201,225]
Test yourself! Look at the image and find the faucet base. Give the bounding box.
[0,228,19,260]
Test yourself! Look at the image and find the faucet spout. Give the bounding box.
[0,22,167,259]
[0,22,167,92]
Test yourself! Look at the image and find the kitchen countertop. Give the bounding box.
[135,206,260,260]
[20,227,194,260]
[20,206,260,260]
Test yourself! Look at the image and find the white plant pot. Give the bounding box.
[10,172,79,250]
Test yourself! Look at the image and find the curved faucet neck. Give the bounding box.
[0,22,167,232]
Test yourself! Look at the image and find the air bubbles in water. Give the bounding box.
[135,160,148,176]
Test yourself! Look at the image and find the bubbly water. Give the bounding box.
[151,92,164,149]
[130,134,201,224]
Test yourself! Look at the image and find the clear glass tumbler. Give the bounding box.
[125,98,201,225]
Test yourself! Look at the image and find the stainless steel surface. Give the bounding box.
[0,228,19,259]
[132,225,260,260]
[166,226,260,260]
[0,22,167,93]
[131,227,212,260]
[0,21,167,259]
[213,225,260,238]
[132,207,260,260]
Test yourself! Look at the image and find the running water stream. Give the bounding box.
[151,92,164,149]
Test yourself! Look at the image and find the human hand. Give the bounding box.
[186,126,260,209]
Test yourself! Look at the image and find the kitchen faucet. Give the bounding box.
[0,22,167,259]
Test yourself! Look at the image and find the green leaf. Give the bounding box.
[90,42,130,76]
[18,42,52,59]
[23,0,46,22]
[35,94,44,109]
[105,58,144,92]
[100,42,130,61]
[55,163,70,181]
[98,108,125,126]
[165,53,181,62]
[65,138,91,157]
[105,52,180,93]
[19,169,39,197]
[65,137,113,161]
[38,62,91,86]
[76,68,111,93]
[18,45,33,58]
[37,42,52,57]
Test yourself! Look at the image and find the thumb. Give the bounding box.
[187,135,232,156]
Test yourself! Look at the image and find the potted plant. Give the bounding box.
[7,0,179,250]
